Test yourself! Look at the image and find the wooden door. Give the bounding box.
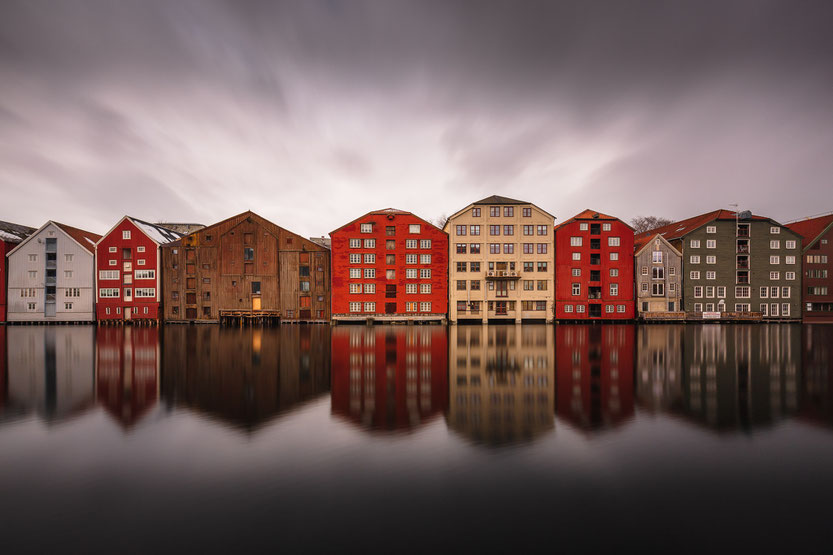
[125,307,132,320]
[252,297,262,311]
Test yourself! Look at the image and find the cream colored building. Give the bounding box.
[447,325,555,445]
[444,196,555,323]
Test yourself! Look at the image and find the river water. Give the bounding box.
[1,323,832,553]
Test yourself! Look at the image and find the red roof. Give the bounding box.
[633,234,654,252]
[555,209,633,231]
[634,209,770,243]
[54,222,102,253]
[786,214,833,248]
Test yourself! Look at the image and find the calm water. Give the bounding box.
[1,323,832,553]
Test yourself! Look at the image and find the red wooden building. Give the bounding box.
[0,220,37,322]
[554,209,635,320]
[787,214,833,323]
[330,209,448,322]
[95,217,183,322]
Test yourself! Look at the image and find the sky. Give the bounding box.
[1,0,832,238]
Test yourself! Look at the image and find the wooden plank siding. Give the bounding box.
[161,211,330,323]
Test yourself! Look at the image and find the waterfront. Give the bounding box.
[1,324,832,553]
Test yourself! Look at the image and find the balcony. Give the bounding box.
[485,270,521,280]
[737,226,750,237]
[737,244,750,254]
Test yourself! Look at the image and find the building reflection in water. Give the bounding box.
[331,326,447,432]
[2,326,95,423]
[448,325,554,445]
[161,325,331,433]
[636,325,684,413]
[555,325,635,433]
[800,325,833,429]
[95,326,160,429]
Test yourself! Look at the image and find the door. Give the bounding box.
[125,307,132,320]
[495,301,507,315]
[668,302,675,311]
[252,297,262,311]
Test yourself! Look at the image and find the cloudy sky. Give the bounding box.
[1,0,832,237]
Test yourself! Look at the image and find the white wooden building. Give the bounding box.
[6,221,102,322]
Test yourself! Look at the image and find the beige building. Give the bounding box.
[444,196,556,323]
[447,325,555,445]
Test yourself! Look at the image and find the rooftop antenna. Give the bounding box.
[729,203,739,237]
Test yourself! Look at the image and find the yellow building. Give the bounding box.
[443,196,556,323]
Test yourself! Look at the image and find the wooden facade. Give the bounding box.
[161,211,330,323]
[554,209,636,320]
[634,233,683,319]
[786,214,833,323]
[330,208,448,322]
[1,220,37,322]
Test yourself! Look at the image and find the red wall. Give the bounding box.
[0,240,11,322]
[330,327,448,432]
[555,325,635,431]
[803,225,833,322]
[554,216,635,320]
[330,212,448,316]
[96,219,162,320]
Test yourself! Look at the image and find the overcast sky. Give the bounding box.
[1,0,832,237]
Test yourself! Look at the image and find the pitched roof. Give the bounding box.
[555,209,634,231]
[635,209,770,243]
[786,214,833,248]
[472,195,529,205]
[330,208,444,236]
[633,233,683,257]
[53,222,102,253]
[129,217,184,244]
[0,220,37,244]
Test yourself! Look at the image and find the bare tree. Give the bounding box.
[432,214,449,229]
[631,215,674,234]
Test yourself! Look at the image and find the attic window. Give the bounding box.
[286,237,293,245]
[206,235,212,241]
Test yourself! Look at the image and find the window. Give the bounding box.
[420,302,432,312]
[537,262,548,272]
[470,262,481,272]
[770,240,780,249]
[364,283,376,294]
[523,225,534,236]
[641,266,649,276]
[537,280,547,291]
[690,271,700,279]
[406,239,418,249]
[456,262,467,272]
[472,208,481,217]
[690,239,700,248]
[572,283,581,296]
[706,226,716,234]
[364,239,376,249]
[386,269,395,279]
[364,254,376,264]
[65,253,74,262]
[349,302,361,313]
[471,280,480,290]
[781,287,791,298]
[136,246,145,253]
[420,283,431,294]
[386,240,396,251]
[349,238,361,248]
[785,240,796,250]
[420,239,431,249]
[99,270,119,280]
[420,269,431,279]
[522,208,531,217]
[99,288,119,298]
[610,284,619,296]
[123,230,131,239]
[456,225,467,236]
[706,256,716,264]
[406,269,417,279]
[770,256,780,265]
[349,254,361,264]
[565,305,574,313]
[502,207,513,217]
[524,262,533,272]
[770,303,779,317]
[705,286,714,298]
[365,268,376,278]
[135,270,155,280]
[694,286,703,298]
[502,244,513,254]
[109,260,117,266]
[109,247,117,253]
[457,280,467,291]
[536,225,548,235]
[489,225,500,236]
[572,268,581,277]
[690,255,700,264]
[470,243,481,254]
[28,270,37,278]
[770,226,780,234]
[409,224,421,234]
[470,225,480,236]
[606,305,614,313]
[706,239,716,249]
[706,271,716,280]
[349,283,362,293]
[135,288,156,298]
[782,303,790,317]
[608,237,620,247]
[735,286,751,298]
[537,243,547,254]
[652,267,664,280]
[652,283,665,296]
[760,286,768,298]
[361,223,373,233]
[521,243,532,254]
[717,286,726,297]
[769,271,780,280]
[610,269,618,277]
[786,271,796,280]
[243,248,254,260]
[617,305,626,313]
[349,268,361,278]
[572,252,581,260]
[523,280,534,291]
[641,282,649,293]
[785,256,796,265]
[64,303,73,310]
[406,283,417,294]
[652,251,663,263]
[420,254,432,264]
[693,303,703,313]
[489,206,500,217]
[570,236,583,246]
[364,302,376,312]
[610,253,619,261]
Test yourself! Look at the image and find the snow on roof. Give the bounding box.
[131,218,185,245]
[0,220,37,243]
[0,229,22,242]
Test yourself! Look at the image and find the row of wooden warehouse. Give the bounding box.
[1,195,832,325]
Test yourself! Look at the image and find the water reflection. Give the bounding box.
[800,325,833,429]
[636,325,684,413]
[161,325,331,433]
[3,326,95,423]
[95,326,160,429]
[448,325,555,445]
[331,326,447,432]
[555,325,635,433]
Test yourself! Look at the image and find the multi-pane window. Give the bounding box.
[364,302,376,312]
[537,280,547,291]
[770,226,780,234]
[610,284,619,296]
[570,236,582,246]
[537,262,548,272]
[420,302,431,312]
[694,286,703,298]
[420,269,431,279]
[386,240,395,250]
[364,268,376,278]
[785,240,796,249]
[770,256,780,264]
[690,255,700,264]
[360,224,373,233]
[470,244,481,254]
[770,271,780,280]
[409,224,421,234]
[472,208,481,217]
[652,251,663,263]
[706,240,716,248]
[572,268,581,277]
[642,267,649,276]
[706,226,716,234]
[610,253,619,260]
[456,225,467,236]
[608,237,620,247]
[717,286,726,297]
[785,256,795,265]
[420,254,431,264]
[470,262,481,272]
[690,240,700,248]
[406,269,418,279]
[135,270,155,280]
[122,230,131,239]
[706,256,716,264]
[760,286,769,298]
[349,284,362,293]
[456,243,467,254]
[523,225,534,235]
[786,272,796,280]
[690,271,700,279]
[536,225,548,235]
[99,270,119,280]
[735,286,751,298]
[610,269,619,277]
[579,223,588,231]
[572,283,581,296]
[572,252,581,260]
[602,223,611,231]
[349,239,361,248]
[386,269,396,279]
[470,226,480,236]
[364,239,376,248]
[770,240,780,249]
[364,254,375,264]
[420,284,431,294]
[504,225,514,235]
[349,268,361,278]
[490,206,500,217]
[349,254,361,264]
[489,243,500,254]
[537,244,547,254]
[504,207,514,217]
[456,262,467,272]
[523,243,534,254]
[406,284,417,294]
[490,225,500,236]
[706,271,716,280]
[503,244,514,254]
[406,239,418,248]
[781,287,791,298]
[523,208,532,217]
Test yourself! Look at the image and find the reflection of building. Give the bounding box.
[331,326,447,432]
[679,325,800,431]
[635,325,684,412]
[799,325,833,428]
[95,326,160,429]
[787,214,833,323]
[448,325,554,444]
[555,325,635,432]
[161,325,330,432]
[4,326,95,422]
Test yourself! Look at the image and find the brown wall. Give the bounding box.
[161,212,330,322]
